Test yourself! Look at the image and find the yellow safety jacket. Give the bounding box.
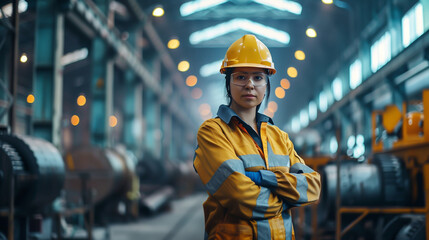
[194,105,321,240]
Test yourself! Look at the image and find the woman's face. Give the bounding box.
[229,67,267,110]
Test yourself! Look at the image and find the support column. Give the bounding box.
[90,38,113,147]
[90,0,113,147]
[33,0,64,148]
[170,115,178,161]
[123,27,142,153]
[143,88,161,159]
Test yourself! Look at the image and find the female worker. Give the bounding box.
[193,34,321,240]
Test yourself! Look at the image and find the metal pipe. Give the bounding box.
[8,0,19,134]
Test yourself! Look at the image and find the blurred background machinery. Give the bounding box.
[293,90,428,240]
[1,0,429,239]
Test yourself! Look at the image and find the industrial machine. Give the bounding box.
[295,90,428,240]
[63,146,140,226]
[0,128,66,240]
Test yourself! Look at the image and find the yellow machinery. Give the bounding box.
[336,89,429,239]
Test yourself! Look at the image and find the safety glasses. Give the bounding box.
[231,72,267,87]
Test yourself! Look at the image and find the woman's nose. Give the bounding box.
[244,79,255,89]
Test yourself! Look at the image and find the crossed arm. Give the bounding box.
[246,131,321,207]
[194,121,321,220]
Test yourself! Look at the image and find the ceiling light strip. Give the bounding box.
[180,0,228,17]
[200,59,224,77]
[253,0,302,15]
[190,18,290,45]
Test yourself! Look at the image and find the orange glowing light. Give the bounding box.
[109,116,118,127]
[186,75,198,87]
[71,115,80,126]
[275,87,285,99]
[77,95,86,106]
[267,101,278,112]
[27,94,35,104]
[280,79,290,89]
[191,88,203,99]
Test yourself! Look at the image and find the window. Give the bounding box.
[402,2,424,48]
[371,31,392,73]
[349,59,362,89]
[300,109,309,128]
[308,101,317,121]
[332,77,343,101]
[291,116,301,133]
[330,136,338,154]
[319,91,328,112]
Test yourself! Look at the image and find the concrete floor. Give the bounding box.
[106,192,207,240]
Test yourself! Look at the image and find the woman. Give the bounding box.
[194,34,321,240]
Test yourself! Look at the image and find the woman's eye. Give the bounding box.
[236,76,246,80]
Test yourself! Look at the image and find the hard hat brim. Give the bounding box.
[220,63,276,75]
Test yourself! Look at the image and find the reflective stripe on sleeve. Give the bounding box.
[205,159,245,194]
[239,154,266,168]
[292,173,309,203]
[290,162,314,173]
[252,187,271,219]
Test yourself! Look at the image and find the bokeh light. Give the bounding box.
[27,94,35,104]
[186,75,198,87]
[275,87,285,99]
[280,79,290,89]
[287,67,298,78]
[152,7,164,17]
[191,88,203,99]
[178,61,190,72]
[109,115,118,127]
[168,39,180,49]
[295,50,306,61]
[306,28,317,38]
[71,115,80,126]
[77,95,86,106]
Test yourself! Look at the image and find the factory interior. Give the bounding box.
[1,0,429,239]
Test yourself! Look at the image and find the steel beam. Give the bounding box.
[33,0,63,147]
[89,0,112,147]
[307,30,429,129]
[66,0,195,131]
[143,87,160,159]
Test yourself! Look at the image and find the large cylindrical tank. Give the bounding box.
[63,147,134,206]
[136,159,177,185]
[318,155,411,222]
[0,134,65,211]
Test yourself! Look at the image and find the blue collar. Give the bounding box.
[216,105,274,125]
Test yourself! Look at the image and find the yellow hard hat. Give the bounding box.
[220,34,276,75]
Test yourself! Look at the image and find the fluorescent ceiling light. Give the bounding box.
[180,0,302,17]
[253,0,302,15]
[190,18,290,45]
[200,59,224,77]
[180,0,228,17]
